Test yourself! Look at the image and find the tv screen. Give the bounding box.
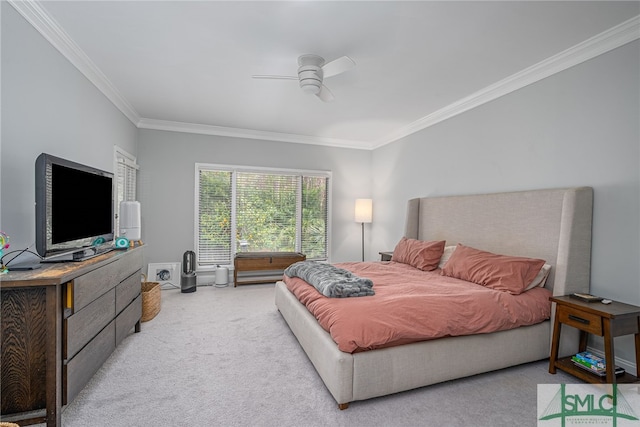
[36,153,114,260]
[51,163,113,243]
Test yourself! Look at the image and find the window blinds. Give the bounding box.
[196,165,329,266]
[301,176,328,260]
[198,170,232,265]
[115,151,138,236]
[236,172,298,253]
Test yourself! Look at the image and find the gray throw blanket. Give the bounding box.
[284,261,374,298]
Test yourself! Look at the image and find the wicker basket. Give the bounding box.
[0,422,21,427]
[141,280,161,322]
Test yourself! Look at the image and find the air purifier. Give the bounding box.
[215,266,229,285]
[181,250,197,293]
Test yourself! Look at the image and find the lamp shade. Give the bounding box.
[355,199,373,223]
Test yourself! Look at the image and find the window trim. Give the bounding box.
[113,146,139,236]
[194,163,332,271]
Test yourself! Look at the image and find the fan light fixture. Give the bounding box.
[252,54,356,102]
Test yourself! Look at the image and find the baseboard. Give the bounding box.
[586,346,637,377]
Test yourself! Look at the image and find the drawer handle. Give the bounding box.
[568,314,590,325]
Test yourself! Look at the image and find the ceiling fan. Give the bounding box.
[252,54,356,102]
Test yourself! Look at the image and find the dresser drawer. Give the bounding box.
[73,250,143,311]
[116,294,142,346]
[65,288,115,360]
[114,248,143,283]
[115,270,141,315]
[558,305,603,336]
[73,259,120,311]
[64,320,116,405]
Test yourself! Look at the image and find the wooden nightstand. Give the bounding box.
[379,251,393,261]
[548,295,640,384]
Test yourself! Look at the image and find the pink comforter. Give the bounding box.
[283,261,552,353]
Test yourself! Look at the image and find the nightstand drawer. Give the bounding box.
[558,306,602,335]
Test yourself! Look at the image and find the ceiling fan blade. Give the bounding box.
[251,75,297,80]
[322,56,355,78]
[316,84,334,102]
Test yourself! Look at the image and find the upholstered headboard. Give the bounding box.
[404,187,593,296]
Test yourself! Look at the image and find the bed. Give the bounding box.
[274,187,593,409]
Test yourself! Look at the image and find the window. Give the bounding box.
[113,147,138,235]
[195,164,330,267]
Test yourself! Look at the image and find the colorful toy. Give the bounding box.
[0,231,10,273]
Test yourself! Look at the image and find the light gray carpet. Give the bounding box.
[55,283,576,427]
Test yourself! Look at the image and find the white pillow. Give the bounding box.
[438,245,457,269]
[524,263,552,291]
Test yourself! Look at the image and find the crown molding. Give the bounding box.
[10,1,638,151]
[8,0,140,125]
[137,118,372,150]
[372,14,640,149]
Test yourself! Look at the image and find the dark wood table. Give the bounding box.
[234,252,305,286]
[548,295,640,384]
[1,246,143,426]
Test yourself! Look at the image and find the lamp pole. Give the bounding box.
[355,198,372,263]
[361,222,365,262]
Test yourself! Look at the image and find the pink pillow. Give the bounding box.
[391,238,446,271]
[441,244,545,295]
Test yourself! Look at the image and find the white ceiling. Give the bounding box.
[12,1,640,149]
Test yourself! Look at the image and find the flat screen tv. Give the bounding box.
[36,153,115,261]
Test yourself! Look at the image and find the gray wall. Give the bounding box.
[137,130,371,266]
[0,4,138,255]
[371,41,640,364]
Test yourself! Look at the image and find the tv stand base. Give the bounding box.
[42,246,114,263]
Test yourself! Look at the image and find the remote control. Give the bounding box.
[601,299,612,304]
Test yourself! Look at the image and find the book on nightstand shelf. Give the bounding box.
[572,361,625,377]
[571,351,625,377]
[573,351,605,368]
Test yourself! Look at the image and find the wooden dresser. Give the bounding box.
[234,252,305,286]
[0,246,143,426]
